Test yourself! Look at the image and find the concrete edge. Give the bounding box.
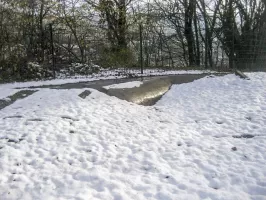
[235,70,250,79]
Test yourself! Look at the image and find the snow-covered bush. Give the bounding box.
[68,63,101,76]
[98,48,137,69]
[0,44,27,81]
[23,62,53,80]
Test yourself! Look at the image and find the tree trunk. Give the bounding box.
[117,0,127,49]
[39,0,45,63]
[184,0,195,67]
[100,0,128,51]
[193,7,200,66]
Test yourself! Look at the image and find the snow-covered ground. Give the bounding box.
[0,73,266,200]
[103,81,143,90]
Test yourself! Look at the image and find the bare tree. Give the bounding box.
[86,0,134,51]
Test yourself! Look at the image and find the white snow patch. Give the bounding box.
[0,73,265,200]
[0,89,20,99]
[103,81,143,89]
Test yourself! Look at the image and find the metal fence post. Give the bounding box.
[50,23,56,79]
[139,23,144,74]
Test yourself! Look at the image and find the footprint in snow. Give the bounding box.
[27,118,43,122]
[233,134,255,139]
[6,138,24,143]
[3,116,23,119]
[61,116,79,121]
[246,116,252,121]
[208,179,222,190]
[231,147,237,151]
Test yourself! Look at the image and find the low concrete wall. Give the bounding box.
[169,74,207,84]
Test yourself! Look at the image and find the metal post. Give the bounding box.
[50,23,56,79]
[139,23,143,74]
[233,23,235,70]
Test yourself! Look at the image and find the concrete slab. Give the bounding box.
[78,90,92,99]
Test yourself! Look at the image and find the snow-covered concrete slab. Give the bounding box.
[0,73,265,200]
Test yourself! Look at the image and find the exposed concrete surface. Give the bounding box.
[19,74,213,91]
[23,76,156,92]
[106,74,209,105]
[78,90,92,99]
[169,74,207,84]
[0,90,37,110]
[107,78,172,105]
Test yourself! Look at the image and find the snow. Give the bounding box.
[0,89,20,99]
[0,73,266,200]
[103,81,143,89]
